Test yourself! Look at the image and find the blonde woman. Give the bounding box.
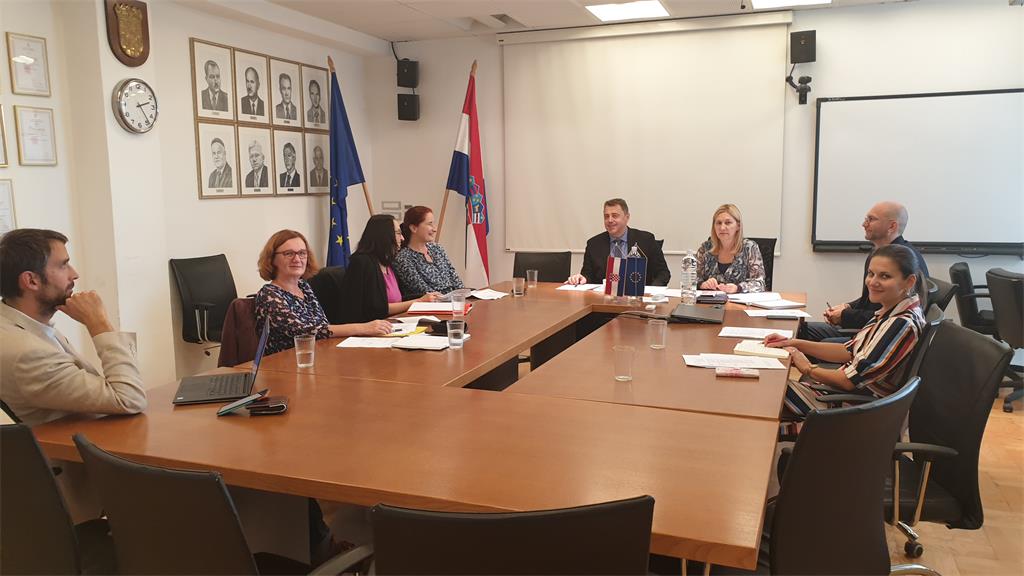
[696,204,766,293]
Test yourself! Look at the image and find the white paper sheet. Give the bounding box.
[393,315,440,324]
[556,283,602,291]
[408,302,468,314]
[733,339,790,359]
[682,354,787,369]
[470,289,508,300]
[337,337,397,349]
[718,326,793,339]
[662,288,682,298]
[748,299,806,310]
[728,292,782,303]
[744,309,811,318]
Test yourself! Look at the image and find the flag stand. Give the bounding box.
[436,60,477,243]
[328,56,375,217]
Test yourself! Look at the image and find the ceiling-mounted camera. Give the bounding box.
[786,75,812,105]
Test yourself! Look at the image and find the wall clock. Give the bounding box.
[111,78,158,133]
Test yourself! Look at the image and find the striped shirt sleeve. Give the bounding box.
[842,315,919,389]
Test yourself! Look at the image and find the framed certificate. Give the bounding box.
[0,180,15,235]
[0,106,8,168]
[7,33,51,97]
[13,106,57,166]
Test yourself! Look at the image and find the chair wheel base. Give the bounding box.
[904,540,924,558]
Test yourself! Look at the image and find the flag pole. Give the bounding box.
[328,56,375,216]
[436,60,477,242]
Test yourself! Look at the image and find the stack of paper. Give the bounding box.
[682,354,787,369]
[733,339,790,359]
[470,289,507,300]
[408,301,472,315]
[728,292,782,304]
[748,299,805,310]
[744,309,811,319]
[337,337,396,349]
[392,334,471,350]
[718,327,793,339]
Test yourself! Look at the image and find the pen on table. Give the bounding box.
[826,301,833,310]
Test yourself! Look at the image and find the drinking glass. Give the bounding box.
[447,320,466,349]
[294,334,316,368]
[612,345,635,382]
[451,289,470,318]
[648,319,667,350]
[512,277,526,297]
[526,269,539,289]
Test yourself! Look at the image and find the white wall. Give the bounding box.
[367,0,1024,319]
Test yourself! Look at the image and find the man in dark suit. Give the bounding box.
[240,67,264,116]
[244,140,268,189]
[279,142,300,188]
[306,80,326,124]
[208,138,232,189]
[308,146,328,188]
[200,60,229,112]
[274,73,297,120]
[566,198,671,286]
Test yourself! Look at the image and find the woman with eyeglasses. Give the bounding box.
[337,214,440,323]
[255,229,392,355]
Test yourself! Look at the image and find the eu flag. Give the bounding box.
[327,67,365,267]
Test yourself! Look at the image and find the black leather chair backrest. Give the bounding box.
[986,268,1024,350]
[771,379,919,575]
[949,262,986,329]
[73,433,259,575]
[927,276,958,312]
[909,322,1013,529]
[512,252,571,283]
[371,495,654,575]
[307,265,347,324]
[904,312,943,382]
[169,255,238,344]
[1,424,82,574]
[746,237,777,291]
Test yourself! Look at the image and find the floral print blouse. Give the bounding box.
[393,243,465,298]
[254,280,332,355]
[695,238,766,293]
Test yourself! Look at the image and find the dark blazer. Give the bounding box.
[241,95,264,116]
[280,171,300,188]
[245,166,268,188]
[579,227,671,286]
[841,235,930,329]
[275,101,297,120]
[337,253,389,323]
[201,88,228,112]
[309,168,329,187]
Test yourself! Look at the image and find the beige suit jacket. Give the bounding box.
[0,302,147,426]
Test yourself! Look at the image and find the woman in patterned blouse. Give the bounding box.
[393,206,465,299]
[696,204,766,293]
[254,230,392,356]
[765,244,927,418]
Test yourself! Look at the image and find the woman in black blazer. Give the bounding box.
[338,215,439,323]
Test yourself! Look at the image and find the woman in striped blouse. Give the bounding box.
[764,243,926,417]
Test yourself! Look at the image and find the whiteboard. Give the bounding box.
[501,20,787,254]
[813,89,1024,255]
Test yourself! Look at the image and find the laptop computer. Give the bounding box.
[669,303,726,324]
[172,317,271,405]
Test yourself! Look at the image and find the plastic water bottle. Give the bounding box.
[681,250,698,305]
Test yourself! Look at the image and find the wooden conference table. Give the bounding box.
[33,282,803,569]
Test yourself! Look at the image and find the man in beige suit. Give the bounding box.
[0,229,147,427]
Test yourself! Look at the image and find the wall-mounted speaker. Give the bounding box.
[398,94,420,121]
[790,30,816,64]
[397,59,419,88]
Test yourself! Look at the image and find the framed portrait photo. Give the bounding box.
[0,180,15,236]
[190,38,234,121]
[300,65,329,130]
[196,122,239,198]
[7,33,51,97]
[269,59,302,128]
[273,129,305,195]
[0,106,8,168]
[13,106,57,166]
[234,50,270,125]
[237,126,274,196]
[304,132,330,195]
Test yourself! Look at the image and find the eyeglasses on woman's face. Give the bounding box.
[275,249,309,260]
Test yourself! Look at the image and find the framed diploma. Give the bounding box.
[0,106,8,168]
[0,180,15,235]
[6,33,52,97]
[13,106,57,166]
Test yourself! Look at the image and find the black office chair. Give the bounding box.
[986,268,1023,412]
[307,265,347,324]
[370,496,654,575]
[926,277,957,313]
[170,255,238,354]
[949,262,997,336]
[764,379,930,575]
[746,238,776,291]
[512,252,571,283]
[882,322,1012,558]
[1,424,115,575]
[72,433,372,575]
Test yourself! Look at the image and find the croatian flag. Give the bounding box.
[445,63,489,288]
[605,256,647,297]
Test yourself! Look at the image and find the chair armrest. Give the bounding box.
[960,293,990,301]
[193,301,216,310]
[807,383,844,394]
[309,544,374,576]
[893,442,958,461]
[817,393,874,405]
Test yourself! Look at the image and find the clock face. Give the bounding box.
[113,78,158,133]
